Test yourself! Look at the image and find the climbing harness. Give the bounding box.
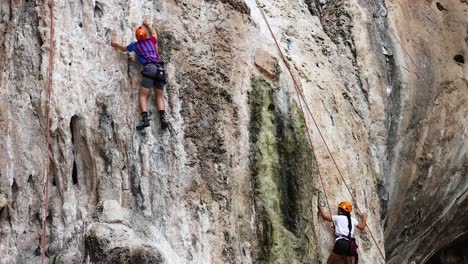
[254,0,387,262]
[41,0,55,263]
[141,62,167,83]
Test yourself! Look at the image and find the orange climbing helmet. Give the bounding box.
[338,201,353,213]
[135,27,147,41]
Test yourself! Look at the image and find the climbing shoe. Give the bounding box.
[136,111,152,130]
[159,111,169,130]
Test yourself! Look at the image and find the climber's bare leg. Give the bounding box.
[139,87,151,112]
[154,88,165,112]
[327,252,344,264]
[345,256,355,264]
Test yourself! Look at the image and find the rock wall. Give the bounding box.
[0,0,466,263]
[426,233,468,264]
[383,0,468,263]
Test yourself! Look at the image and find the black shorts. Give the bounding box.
[141,63,166,89]
[333,238,358,256]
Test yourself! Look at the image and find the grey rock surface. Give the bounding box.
[86,222,165,263]
[0,0,466,263]
[383,0,468,263]
[99,200,124,223]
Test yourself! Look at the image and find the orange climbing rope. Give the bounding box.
[388,30,467,139]
[254,0,387,262]
[41,0,55,263]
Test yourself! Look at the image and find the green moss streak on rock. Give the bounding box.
[281,101,321,263]
[250,78,320,263]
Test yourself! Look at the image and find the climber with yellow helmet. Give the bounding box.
[318,197,367,264]
[111,18,169,130]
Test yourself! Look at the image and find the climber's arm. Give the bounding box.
[318,203,333,222]
[111,41,128,52]
[356,212,368,230]
[143,18,158,39]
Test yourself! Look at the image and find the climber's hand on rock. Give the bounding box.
[357,212,368,230]
[144,19,157,38]
[316,190,326,208]
[111,41,127,52]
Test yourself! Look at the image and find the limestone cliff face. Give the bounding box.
[0,0,466,264]
[383,0,468,263]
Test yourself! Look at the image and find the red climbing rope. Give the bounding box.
[254,1,387,262]
[41,0,55,263]
[388,30,467,139]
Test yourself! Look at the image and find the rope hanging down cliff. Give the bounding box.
[41,0,55,263]
[254,1,387,262]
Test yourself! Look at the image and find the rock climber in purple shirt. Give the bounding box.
[111,18,169,130]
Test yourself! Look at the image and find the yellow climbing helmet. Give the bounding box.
[338,201,353,213]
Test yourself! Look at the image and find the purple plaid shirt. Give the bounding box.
[127,36,161,64]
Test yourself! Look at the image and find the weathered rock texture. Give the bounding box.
[383,0,468,263]
[0,0,466,263]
